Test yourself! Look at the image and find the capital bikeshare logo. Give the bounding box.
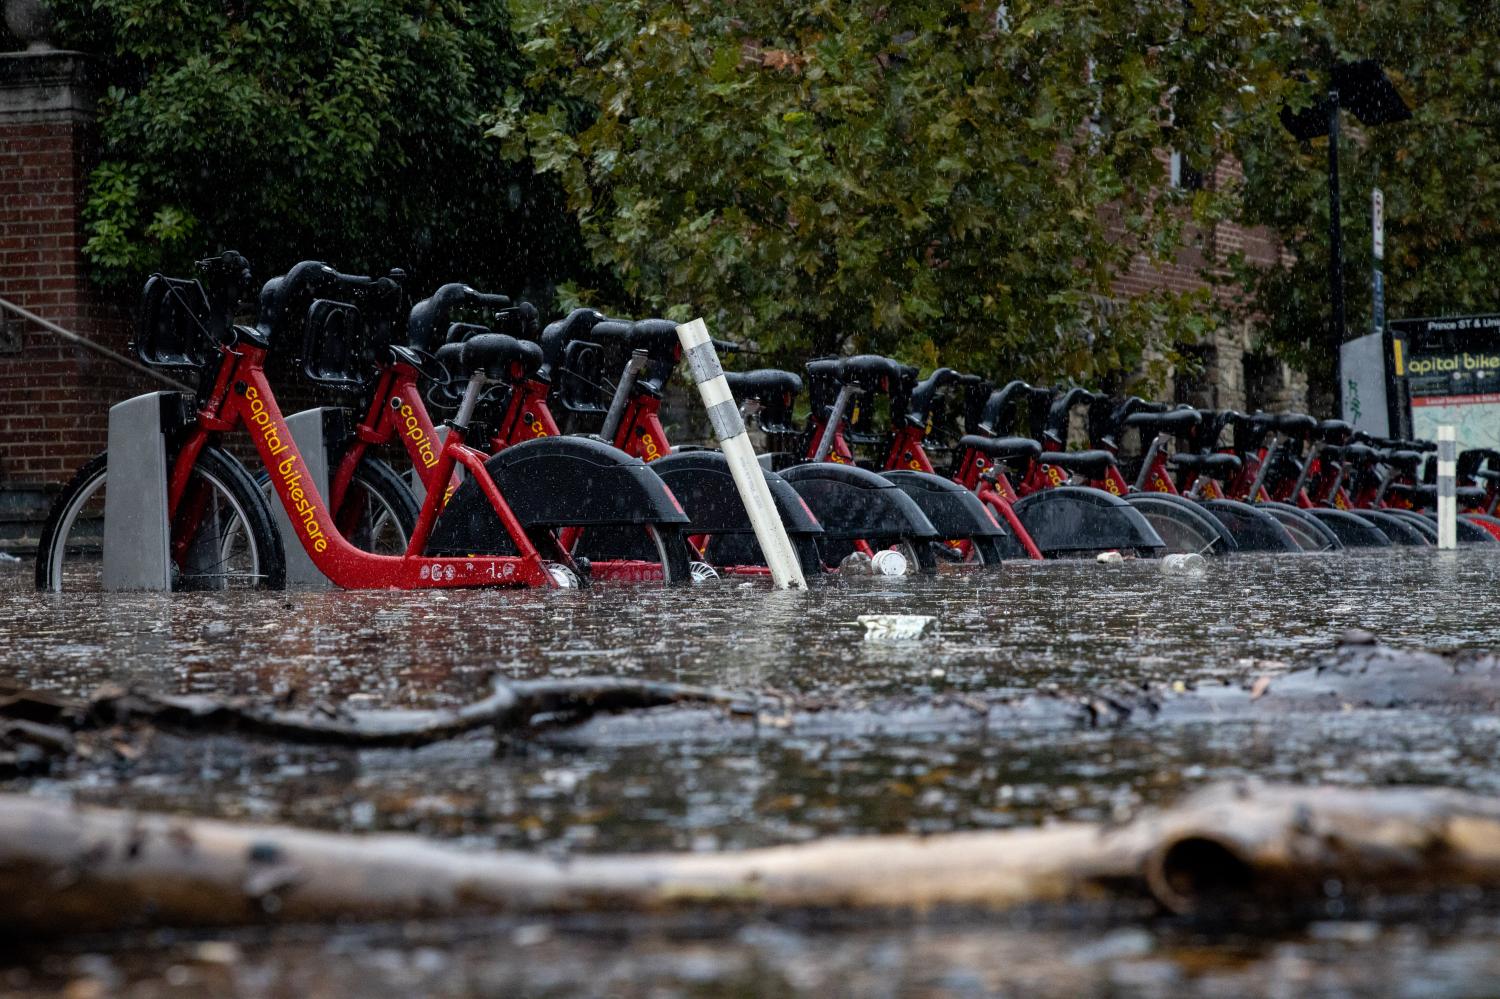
[399,404,438,468]
[246,386,329,553]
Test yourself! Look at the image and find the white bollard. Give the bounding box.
[1437,425,1457,551]
[101,392,175,590]
[675,318,807,590]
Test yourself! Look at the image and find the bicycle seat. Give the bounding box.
[1335,443,1378,465]
[1375,436,1437,452]
[1123,408,1201,436]
[725,368,802,402]
[590,318,681,359]
[1168,452,1242,479]
[1314,419,1353,443]
[1039,449,1117,479]
[1388,483,1487,506]
[1269,412,1317,436]
[841,354,913,389]
[1382,449,1424,472]
[388,344,450,381]
[444,334,543,380]
[959,435,1042,463]
[1458,448,1500,478]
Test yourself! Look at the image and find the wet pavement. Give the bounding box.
[4,548,1500,995]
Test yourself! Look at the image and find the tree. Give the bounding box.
[490,0,1305,386]
[53,0,586,298]
[1229,1,1500,407]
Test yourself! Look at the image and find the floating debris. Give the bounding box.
[858,614,937,642]
[1161,553,1207,576]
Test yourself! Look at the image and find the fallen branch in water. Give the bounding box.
[3,781,1500,935]
[2,635,1494,767]
[0,677,745,751]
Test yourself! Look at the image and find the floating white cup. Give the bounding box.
[870,549,909,576]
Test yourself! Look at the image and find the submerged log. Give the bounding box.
[0,677,744,751]
[4,782,1500,935]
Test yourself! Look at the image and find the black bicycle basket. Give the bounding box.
[297,276,404,391]
[135,274,217,371]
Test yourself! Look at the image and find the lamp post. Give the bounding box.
[1281,60,1411,414]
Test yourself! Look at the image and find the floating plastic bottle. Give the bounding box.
[1160,552,1207,576]
[839,551,873,574]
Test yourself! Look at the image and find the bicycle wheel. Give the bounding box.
[643,523,693,585]
[260,455,418,556]
[1254,501,1341,552]
[1124,493,1236,556]
[340,457,419,554]
[36,448,285,592]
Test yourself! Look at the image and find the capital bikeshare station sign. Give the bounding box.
[1388,314,1500,451]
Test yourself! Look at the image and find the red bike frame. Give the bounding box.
[874,413,1044,561]
[327,357,674,582]
[179,336,555,589]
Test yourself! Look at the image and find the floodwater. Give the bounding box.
[5,548,1500,996]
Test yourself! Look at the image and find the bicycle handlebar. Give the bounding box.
[256,260,405,350]
[977,380,1032,435]
[906,367,965,427]
[407,283,519,353]
[193,250,255,345]
[1040,386,1098,443]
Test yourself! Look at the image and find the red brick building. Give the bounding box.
[1112,157,1307,414]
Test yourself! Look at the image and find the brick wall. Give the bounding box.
[1,118,139,479]
[1113,158,1308,414]
[0,52,145,547]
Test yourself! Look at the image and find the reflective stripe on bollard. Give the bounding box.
[1438,425,1456,551]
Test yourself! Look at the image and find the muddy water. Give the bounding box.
[4,548,1500,996]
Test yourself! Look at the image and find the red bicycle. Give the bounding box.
[36,253,690,590]
[291,277,698,584]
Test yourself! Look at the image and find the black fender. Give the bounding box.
[1347,509,1430,545]
[779,462,939,571]
[778,464,937,540]
[1462,512,1500,543]
[651,451,822,534]
[1377,508,1438,542]
[647,450,826,576]
[1304,507,1393,548]
[1254,501,1343,551]
[425,436,688,556]
[1011,486,1165,558]
[1451,513,1500,544]
[1388,510,1495,545]
[1198,498,1301,552]
[883,470,1008,566]
[1123,493,1238,555]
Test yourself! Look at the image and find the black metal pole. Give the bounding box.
[1327,89,1346,415]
